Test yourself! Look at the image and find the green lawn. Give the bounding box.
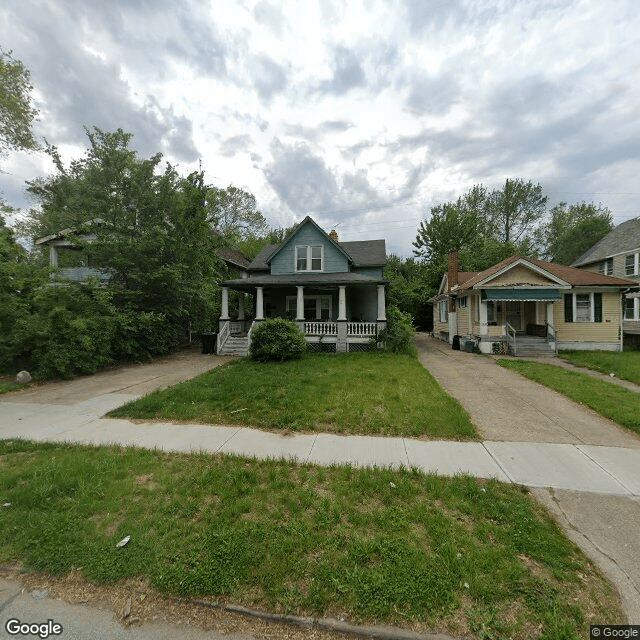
[559,349,640,385]
[498,359,640,433]
[110,352,477,440]
[0,440,621,639]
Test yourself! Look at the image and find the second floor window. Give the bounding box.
[296,246,323,271]
[626,253,637,276]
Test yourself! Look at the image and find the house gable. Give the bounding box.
[269,218,350,275]
[474,259,570,289]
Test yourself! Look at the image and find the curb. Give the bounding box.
[172,596,458,640]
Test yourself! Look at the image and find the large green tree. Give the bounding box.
[0,48,38,156]
[534,201,613,264]
[24,127,224,335]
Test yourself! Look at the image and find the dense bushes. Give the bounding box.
[5,281,180,379]
[249,318,306,362]
[376,306,416,355]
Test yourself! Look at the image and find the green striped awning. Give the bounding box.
[483,288,561,301]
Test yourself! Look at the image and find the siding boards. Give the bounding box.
[554,291,621,342]
[270,223,349,275]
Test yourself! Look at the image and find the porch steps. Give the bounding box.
[219,336,249,357]
[509,336,555,358]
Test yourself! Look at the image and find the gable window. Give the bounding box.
[625,253,637,276]
[296,245,323,272]
[563,292,603,323]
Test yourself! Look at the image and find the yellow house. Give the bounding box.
[431,253,635,356]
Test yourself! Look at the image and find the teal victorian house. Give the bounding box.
[218,216,387,355]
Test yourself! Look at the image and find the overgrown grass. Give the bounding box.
[498,359,640,433]
[110,352,477,439]
[0,440,621,639]
[0,378,30,395]
[559,350,640,385]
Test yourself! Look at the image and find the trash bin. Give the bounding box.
[464,340,475,353]
[201,332,217,354]
[452,335,461,350]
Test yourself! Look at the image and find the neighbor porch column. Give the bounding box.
[338,285,347,321]
[255,287,264,320]
[237,294,245,321]
[377,285,386,321]
[221,287,230,320]
[49,244,59,268]
[296,286,305,321]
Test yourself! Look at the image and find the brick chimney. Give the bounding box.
[448,251,459,290]
[329,229,339,242]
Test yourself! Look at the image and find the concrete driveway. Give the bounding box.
[415,333,640,620]
[415,333,640,448]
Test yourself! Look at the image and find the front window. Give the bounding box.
[575,294,591,322]
[296,246,323,271]
[458,296,467,309]
[486,301,497,323]
[286,295,332,320]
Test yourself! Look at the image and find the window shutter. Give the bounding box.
[564,294,573,323]
[594,293,602,322]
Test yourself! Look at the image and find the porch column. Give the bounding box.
[479,299,488,334]
[237,294,245,321]
[255,287,264,320]
[221,287,230,320]
[338,285,347,321]
[377,285,386,321]
[49,245,59,268]
[296,286,305,321]
[546,302,554,328]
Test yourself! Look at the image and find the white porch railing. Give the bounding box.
[506,322,516,355]
[347,322,377,336]
[217,320,230,354]
[304,321,337,335]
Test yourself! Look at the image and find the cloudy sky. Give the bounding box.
[1,0,639,256]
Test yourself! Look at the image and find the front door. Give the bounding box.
[505,301,522,331]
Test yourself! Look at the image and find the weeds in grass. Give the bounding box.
[0,440,621,639]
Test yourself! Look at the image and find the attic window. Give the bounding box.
[296,245,323,272]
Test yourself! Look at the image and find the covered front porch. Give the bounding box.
[217,277,387,355]
[472,289,562,355]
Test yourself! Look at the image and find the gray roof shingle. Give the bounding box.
[572,217,640,266]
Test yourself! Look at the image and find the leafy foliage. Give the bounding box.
[0,49,39,155]
[249,318,307,362]
[384,255,434,330]
[534,202,613,264]
[376,306,416,355]
[2,127,234,378]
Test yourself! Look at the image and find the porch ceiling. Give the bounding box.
[222,272,386,290]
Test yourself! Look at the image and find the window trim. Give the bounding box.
[564,292,603,323]
[295,245,324,272]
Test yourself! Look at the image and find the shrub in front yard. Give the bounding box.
[249,318,307,362]
[376,305,416,355]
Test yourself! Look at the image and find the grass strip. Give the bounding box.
[498,359,640,433]
[110,352,477,439]
[0,440,621,639]
[559,350,640,386]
